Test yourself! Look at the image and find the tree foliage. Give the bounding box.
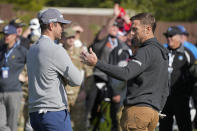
[0,0,47,11]
[1,0,197,21]
[45,0,197,21]
[153,0,197,21]
[120,0,197,21]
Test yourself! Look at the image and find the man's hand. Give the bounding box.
[80,48,98,66]
[113,3,120,17]
[122,14,131,24]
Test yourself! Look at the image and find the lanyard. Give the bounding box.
[108,37,118,49]
[168,51,175,88]
[4,40,20,65]
[168,51,175,68]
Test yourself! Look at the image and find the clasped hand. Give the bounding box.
[80,48,98,66]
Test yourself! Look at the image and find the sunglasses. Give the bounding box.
[166,34,175,38]
[67,36,75,39]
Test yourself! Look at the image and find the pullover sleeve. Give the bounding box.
[96,47,152,81]
[53,47,83,86]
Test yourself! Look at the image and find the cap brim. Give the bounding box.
[19,23,26,27]
[4,32,17,35]
[183,32,189,36]
[14,23,26,27]
[163,32,168,36]
[163,32,174,37]
[59,19,71,24]
[2,32,16,35]
[66,35,75,38]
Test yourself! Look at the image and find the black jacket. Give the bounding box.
[167,44,195,97]
[108,43,132,96]
[96,38,169,111]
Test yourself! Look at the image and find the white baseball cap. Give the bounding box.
[29,18,40,30]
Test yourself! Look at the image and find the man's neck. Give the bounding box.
[111,37,116,41]
[141,34,154,43]
[43,31,55,41]
[65,45,73,50]
[170,43,182,50]
[8,41,16,49]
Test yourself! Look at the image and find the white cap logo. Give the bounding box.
[49,18,57,23]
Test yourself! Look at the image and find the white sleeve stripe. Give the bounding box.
[184,51,190,63]
[132,59,142,66]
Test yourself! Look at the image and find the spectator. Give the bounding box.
[23,18,41,45]
[0,24,28,131]
[177,25,197,59]
[87,8,126,129]
[9,18,30,49]
[159,26,196,131]
[21,18,41,131]
[177,25,197,129]
[60,27,92,130]
[107,30,133,131]
[72,23,84,48]
[113,1,132,36]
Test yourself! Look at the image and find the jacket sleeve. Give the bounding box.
[95,47,152,81]
[189,61,197,79]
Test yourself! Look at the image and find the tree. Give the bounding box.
[120,0,197,21]
[153,0,197,21]
[1,0,197,21]
[0,0,47,11]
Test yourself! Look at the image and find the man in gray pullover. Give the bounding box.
[26,8,83,131]
[81,13,169,131]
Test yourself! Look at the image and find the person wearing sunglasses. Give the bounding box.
[160,26,196,131]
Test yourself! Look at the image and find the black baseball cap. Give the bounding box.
[176,25,189,36]
[9,18,26,28]
[163,26,182,37]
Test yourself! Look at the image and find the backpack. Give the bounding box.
[90,100,112,131]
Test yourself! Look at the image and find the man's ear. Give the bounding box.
[48,23,54,31]
[145,25,152,35]
[147,26,152,31]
